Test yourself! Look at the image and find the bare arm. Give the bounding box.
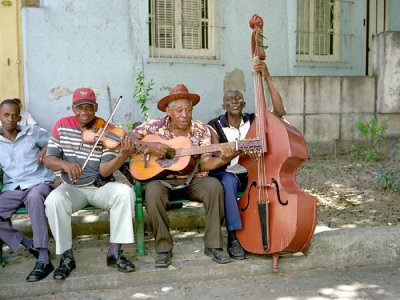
[37,147,47,165]
[99,135,137,177]
[253,60,286,117]
[200,143,239,171]
[126,131,170,158]
[208,126,220,145]
[44,156,82,183]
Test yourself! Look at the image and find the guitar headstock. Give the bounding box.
[238,138,263,157]
[249,14,268,61]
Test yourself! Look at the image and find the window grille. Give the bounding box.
[296,0,355,65]
[148,0,222,64]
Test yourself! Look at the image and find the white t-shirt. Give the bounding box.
[220,118,251,174]
[19,111,38,126]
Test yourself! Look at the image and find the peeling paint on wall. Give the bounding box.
[48,86,100,102]
[160,85,173,93]
[223,69,246,93]
[48,87,72,101]
[124,112,131,122]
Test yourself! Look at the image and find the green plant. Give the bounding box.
[133,72,155,123]
[353,118,389,162]
[374,164,400,192]
[396,143,400,162]
[356,118,388,148]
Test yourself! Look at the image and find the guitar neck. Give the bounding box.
[175,142,236,157]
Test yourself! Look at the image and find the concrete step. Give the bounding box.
[1,225,399,298]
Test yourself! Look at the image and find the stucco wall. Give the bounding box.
[387,0,400,31]
[275,76,379,143]
[372,31,400,137]
[21,0,369,135]
[18,0,399,154]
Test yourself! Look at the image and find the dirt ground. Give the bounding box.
[80,138,400,230]
[296,139,400,229]
[13,139,399,230]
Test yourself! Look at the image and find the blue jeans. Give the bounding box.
[210,170,248,231]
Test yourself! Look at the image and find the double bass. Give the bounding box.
[236,14,317,272]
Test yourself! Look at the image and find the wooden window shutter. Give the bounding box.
[181,0,201,49]
[296,0,310,55]
[154,0,175,49]
[313,0,333,56]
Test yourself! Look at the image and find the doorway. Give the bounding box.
[0,0,22,101]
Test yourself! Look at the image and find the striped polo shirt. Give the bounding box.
[46,116,117,186]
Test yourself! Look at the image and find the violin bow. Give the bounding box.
[81,96,123,172]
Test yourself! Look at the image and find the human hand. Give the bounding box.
[62,162,82,183]
[37,148,47,165]
[219,143,240,165]
[144,142,171,158]
[252,60,270,78]
[119,135,137,158]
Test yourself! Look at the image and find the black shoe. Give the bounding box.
[26,261,54,282]
[204,248,232,264]
[107,250,135,273]
[29,247,51,259]
[228,240,246,260]
[155,251,172,268]
[53,254,76,280]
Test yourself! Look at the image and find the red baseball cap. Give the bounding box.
[72,88,97,106]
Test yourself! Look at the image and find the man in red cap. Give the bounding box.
[129,84,237,267]
[44,87,137,280]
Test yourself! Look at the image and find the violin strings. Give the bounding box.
[105,130,124,142]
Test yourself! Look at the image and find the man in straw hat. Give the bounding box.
[129,84,238,267]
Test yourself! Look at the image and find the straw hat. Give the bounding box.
[157,84,200,112]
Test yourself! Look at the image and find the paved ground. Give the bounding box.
[22,264,400,300]
[1,216,399,299]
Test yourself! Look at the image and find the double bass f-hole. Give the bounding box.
[241,181,257,212]
[240,179,287,212]
[271,178,288,206]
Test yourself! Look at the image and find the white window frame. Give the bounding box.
[296,0,341,63]
[149,0,217,61]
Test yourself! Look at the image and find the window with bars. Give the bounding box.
[296,0,355,64]
[148,0,219,63]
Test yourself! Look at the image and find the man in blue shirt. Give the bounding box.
[0,99,55,282]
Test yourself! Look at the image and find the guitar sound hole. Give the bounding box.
[165,148,176,159]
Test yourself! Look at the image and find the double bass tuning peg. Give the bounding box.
[257,32,269,50]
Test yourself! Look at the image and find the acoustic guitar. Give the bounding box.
[129,134,262,181]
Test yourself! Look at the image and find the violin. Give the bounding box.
[82,119,126,151]
[79,96,141,176]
